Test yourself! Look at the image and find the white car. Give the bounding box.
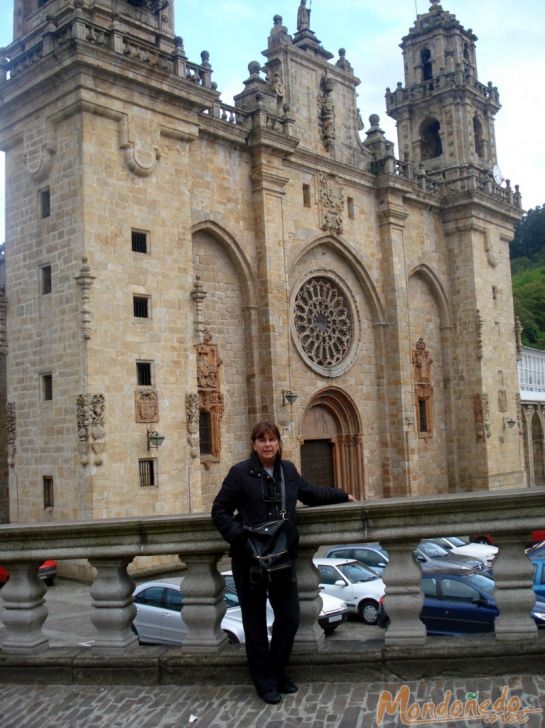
[426,537,498,564]
[314,557,385,624]
[222,571,348,635]
[132,573,348,646]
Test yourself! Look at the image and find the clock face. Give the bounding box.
[492,165,503,185]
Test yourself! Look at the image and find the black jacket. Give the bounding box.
[211,453,349,559]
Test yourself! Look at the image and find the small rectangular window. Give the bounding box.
[199,410,213,455]
[303,184,311,208]
[41,265,52,294]
[139,459,156,487]
[43,476,54,509]
[40,189,50,219]
[132,230,149,254]
[137,361,152,386]
[133,295,149,318]
[418,398,429,433]
[347,197,355,219]
[42,374,53,401]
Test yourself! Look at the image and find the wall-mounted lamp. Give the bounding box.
[283,390,298,406]
[147,430,166,450]
[503,417,517,429]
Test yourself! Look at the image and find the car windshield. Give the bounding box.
[447,536,468,547]
[419,542,449,557]
[338,561,379,583]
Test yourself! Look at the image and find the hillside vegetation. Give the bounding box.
[511,206,545,350]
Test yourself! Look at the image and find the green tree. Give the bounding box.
[511,205,545,261]
[512,267,545,348]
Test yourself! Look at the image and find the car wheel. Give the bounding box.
[131,624,141,643]
[45,577,55,587]
[323,626,337,635]
[358,599,379,625]
[223,631,240,645]
[474,536,491,544]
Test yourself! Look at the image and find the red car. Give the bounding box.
[0,560,57,587]
[471,531,545,548]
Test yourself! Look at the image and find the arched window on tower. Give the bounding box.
[473,116,485,159]
[421,48,433,81]
[420,118,442,160]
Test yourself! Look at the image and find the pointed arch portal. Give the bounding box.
[300,388,364,500]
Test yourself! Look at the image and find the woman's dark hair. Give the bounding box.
[251,421,282,459]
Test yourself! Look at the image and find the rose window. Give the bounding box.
[294,277,353,369]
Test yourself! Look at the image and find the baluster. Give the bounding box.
[382,542,426,646]
[88,557,138,653]
[180,552,228,652]
[293,548,323,649]
[493,537,537,641]
[0,561,49,654]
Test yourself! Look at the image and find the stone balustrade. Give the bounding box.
[0,488,544,660]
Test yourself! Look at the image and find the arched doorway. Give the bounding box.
[532,412,545,485]
[300,388,364,500]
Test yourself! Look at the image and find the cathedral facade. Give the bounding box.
[0,0,526,529]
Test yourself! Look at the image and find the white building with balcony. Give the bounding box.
[519,346,545,485]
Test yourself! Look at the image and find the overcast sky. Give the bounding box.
[1,0,544,243]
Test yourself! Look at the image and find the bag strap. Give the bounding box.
[280,466,286,519]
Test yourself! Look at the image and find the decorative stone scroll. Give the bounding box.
[318,74,336,151]
[196,332,225,461]
[75,258,96,340]
[474,393,491,441]
[135,390,159,423]
[320,173,344,235]
[186,393,200,459]
[475,309,484,360]
[6,402,16,467]
[412,338,433,437]
[0,293,7,355]
[77,393,106,466]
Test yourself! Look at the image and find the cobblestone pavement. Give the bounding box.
[0,675,544,728]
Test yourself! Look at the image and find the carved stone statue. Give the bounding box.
[297,0,310,32]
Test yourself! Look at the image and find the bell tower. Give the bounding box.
[386,0,501,179]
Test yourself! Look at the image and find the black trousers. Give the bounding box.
[231,558,300,695]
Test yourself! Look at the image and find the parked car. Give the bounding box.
[0,560,57,587]
[471,530,545,548]
[528,545,545,599]
[415,541,489,573]
[324,544,389,576]
[325,541,487,575]
[133,577,246,644]
[424,536,497,564]
[314,557,385,624]
[132,573,348,645]
[222,571,348,635]
[378,571,545,635]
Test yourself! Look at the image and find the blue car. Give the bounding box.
[528,546,545,599]
[379,571,545,635]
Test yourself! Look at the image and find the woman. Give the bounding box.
[211,421,354,704]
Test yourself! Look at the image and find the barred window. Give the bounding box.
[139,459,156,487]
[132,230,149,254]
[43,476,54,509]
[137,361,152,386]
[133,295,149,318]
[199,410,213,455]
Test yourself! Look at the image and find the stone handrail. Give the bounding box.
[0,487,544,655]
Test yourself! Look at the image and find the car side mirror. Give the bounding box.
[472,596,486,607]
[415,555,425,562]
[334,579,347,587]
[378,562,387,568]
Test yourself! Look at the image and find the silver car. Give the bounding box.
[133,574,348,645]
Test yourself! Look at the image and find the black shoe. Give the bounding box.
[278,678,298,694]
[260,690,282,704]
